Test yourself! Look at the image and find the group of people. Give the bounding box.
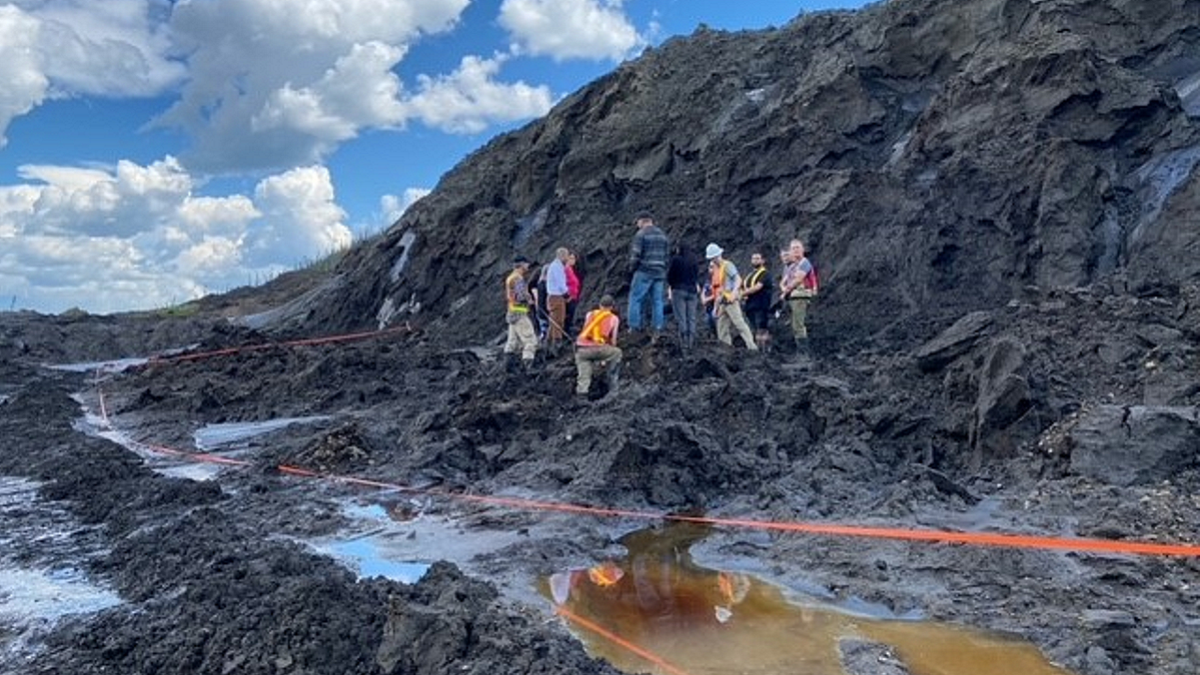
[502,212,819,399]
[630,213,818,354]
[502,248,582,368]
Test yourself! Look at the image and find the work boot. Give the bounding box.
[605,362,621,396]
[522,357,537,375]
[504,352,520,374]
[793,337,809,356]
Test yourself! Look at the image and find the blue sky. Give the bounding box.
[0,0,870,314]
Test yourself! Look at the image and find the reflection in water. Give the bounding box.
[543,522,1074,675]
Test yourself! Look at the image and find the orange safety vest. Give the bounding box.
[578,309,615,345]
[710,260,736,302]
[505,270,529,313]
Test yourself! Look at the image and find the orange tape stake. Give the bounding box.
[555,606,693,675]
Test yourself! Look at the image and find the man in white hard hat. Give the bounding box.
[701,243,757,351]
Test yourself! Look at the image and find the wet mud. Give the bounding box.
[2,292,1199,674]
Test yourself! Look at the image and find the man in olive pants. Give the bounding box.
[575,295,622,397]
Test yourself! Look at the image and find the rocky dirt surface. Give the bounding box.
[3,0,1200,673]
[2,274,1199,674]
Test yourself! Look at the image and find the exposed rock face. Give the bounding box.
[1068,404,1200,485]
[269,0,1199,355]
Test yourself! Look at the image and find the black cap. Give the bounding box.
[635,211,653,222]
[514,255,530,265]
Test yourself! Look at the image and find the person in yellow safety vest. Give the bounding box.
[702,243,757,351]
[504,256,538,372]
[740,252,774,352]
[574,294,622,398]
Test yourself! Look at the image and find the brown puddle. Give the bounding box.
[542,523,1074,675]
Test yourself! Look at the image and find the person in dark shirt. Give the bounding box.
[627,212,670,335]
[740,252,774,352]
[666,243,702,353]
[532,263,548,339]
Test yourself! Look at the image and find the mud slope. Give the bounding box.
[265,0,1200,352]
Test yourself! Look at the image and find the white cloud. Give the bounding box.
[17,157,192,238]
[158,0,472,172]
[252,40,407,142]
[0,6,49,149]
[499,0,641,62]
[245,165,352,267]
[26,0,185,96]
[3,0,559,177]
[380,188,431,225]
[403,54,554,134]
[0,1,185,147]
[0,157,352,314]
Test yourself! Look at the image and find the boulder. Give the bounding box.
[915,311,994,373]
[970,337,1034,461]
[1068,405,1200,485]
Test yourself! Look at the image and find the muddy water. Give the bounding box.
[193,416,330,451]
[0,477,121,666]
[544,524,1073,675]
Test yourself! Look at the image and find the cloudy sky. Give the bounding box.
[0,0,869,315]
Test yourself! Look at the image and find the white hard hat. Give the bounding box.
[705,243,723,260]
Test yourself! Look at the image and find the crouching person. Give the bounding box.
[575,295,622,398]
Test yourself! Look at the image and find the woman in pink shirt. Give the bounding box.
[565,251,582,331]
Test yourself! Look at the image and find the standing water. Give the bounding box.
[544,523,1074,675]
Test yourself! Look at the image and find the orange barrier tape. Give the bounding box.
[265,465,1200,558]
[143,326,411,366]
[554,606,693,675]
[83,327,1200,560]
[663,514,1200,557]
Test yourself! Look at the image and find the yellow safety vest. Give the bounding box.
[742,267,766,293]
[505,271,529,313]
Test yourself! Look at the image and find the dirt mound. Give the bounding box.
[259,0,1200,357]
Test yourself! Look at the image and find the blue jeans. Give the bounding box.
[671,288,698,345]
[627,271,665,331]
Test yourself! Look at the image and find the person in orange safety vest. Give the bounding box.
[701,243,757,351]
[574,294,622,397]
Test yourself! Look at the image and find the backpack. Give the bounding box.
[803,262,819,294]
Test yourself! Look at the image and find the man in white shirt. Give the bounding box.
[545,247,570,356]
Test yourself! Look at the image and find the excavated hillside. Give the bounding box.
[3,1,1200,675]
[277,0,1200,348]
